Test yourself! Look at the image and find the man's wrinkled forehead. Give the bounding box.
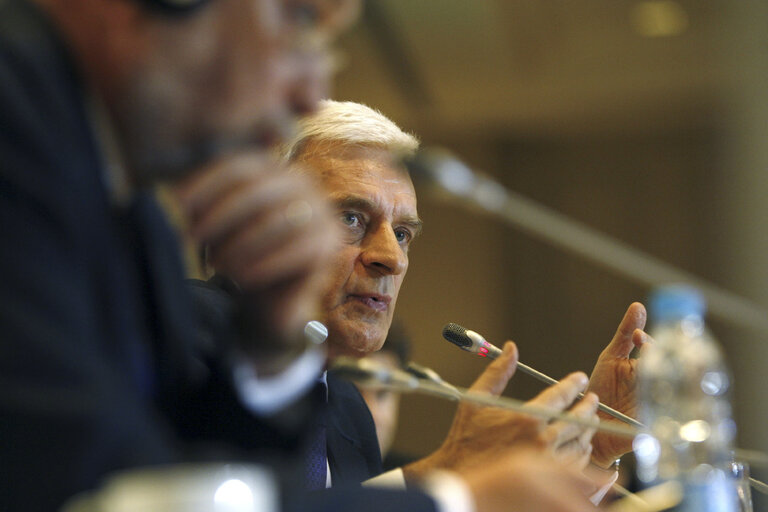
[295,140,421,222]
[293,139,411,177]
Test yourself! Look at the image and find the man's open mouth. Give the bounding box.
[349,294,391,312]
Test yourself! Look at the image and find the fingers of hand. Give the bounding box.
[468,449,598,512]
[553,440,593,471]
[583,463,620,489]
[175,154,333,255]
[242,226,333,286]
[604,302,647,358]
[211,209,335,287]
[542,393,598,455]
[468,341,518,396]
[188,175,299,244]
[179,157,339,287]
[174,153,271,219]
[530,371,589,410]
[523,453,601,511]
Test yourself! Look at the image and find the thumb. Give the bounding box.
[468,341,518,396]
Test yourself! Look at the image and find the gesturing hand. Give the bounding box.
[403,342,600,482]
[587,302,650,467]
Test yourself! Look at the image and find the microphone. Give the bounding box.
[331,356,768,494]
[304,320,328,345]
[442,322,644,429]
[443,323,503,359]
[403,148,508,212]
[402,148,768,335]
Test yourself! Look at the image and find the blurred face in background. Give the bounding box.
[113,0,360,183]
[296,142,420,358]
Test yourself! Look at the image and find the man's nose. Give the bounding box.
[361,224,407,276]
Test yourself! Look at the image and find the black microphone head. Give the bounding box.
[442,323,472,349]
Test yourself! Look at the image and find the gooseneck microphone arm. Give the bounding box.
[332,356,638,438]
[443,322,645,429]
[403,149,768,335]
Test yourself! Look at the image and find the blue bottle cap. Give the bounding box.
[649,285,706,323]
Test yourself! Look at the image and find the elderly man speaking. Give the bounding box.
[277,99,648,489]
[189,99,646,511]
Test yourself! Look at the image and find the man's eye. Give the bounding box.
[394,228,412,244]
[341,212,361,227]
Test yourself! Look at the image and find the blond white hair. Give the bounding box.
[281,100,419,162]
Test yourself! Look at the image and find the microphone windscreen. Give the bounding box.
[442,323,472,348]
[304,320,328,345]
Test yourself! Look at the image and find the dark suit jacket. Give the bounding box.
[1,2,185,509]
[0,2,437,511]
[188,278,385,486]
[327,372,384,485]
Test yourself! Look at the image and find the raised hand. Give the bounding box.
[587,302,649,466]
[403,342,599,482]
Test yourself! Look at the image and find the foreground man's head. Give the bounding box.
[282,100,421,358]
[35,0,360,184]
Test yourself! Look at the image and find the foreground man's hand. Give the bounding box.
[464,448,598,512]
[587,302,649,467]
[403,342,600,482]
[174,152,339,362]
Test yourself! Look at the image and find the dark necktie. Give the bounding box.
[305,381,328,489]
[305,420,327,489]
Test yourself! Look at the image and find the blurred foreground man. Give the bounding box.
[0,0,398,510]
[0,1,609,511]
[277,100,649,494]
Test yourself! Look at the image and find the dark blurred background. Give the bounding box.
[331,1,768,506]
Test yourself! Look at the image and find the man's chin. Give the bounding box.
[326,322,387,359]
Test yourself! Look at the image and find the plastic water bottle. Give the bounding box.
[634,285,738,511]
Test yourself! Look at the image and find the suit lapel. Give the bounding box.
[326,373,383,485]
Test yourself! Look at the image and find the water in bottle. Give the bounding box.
[634,285,738,511]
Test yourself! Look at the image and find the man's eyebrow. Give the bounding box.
[333,195,423,237]
[334,195,376,212]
